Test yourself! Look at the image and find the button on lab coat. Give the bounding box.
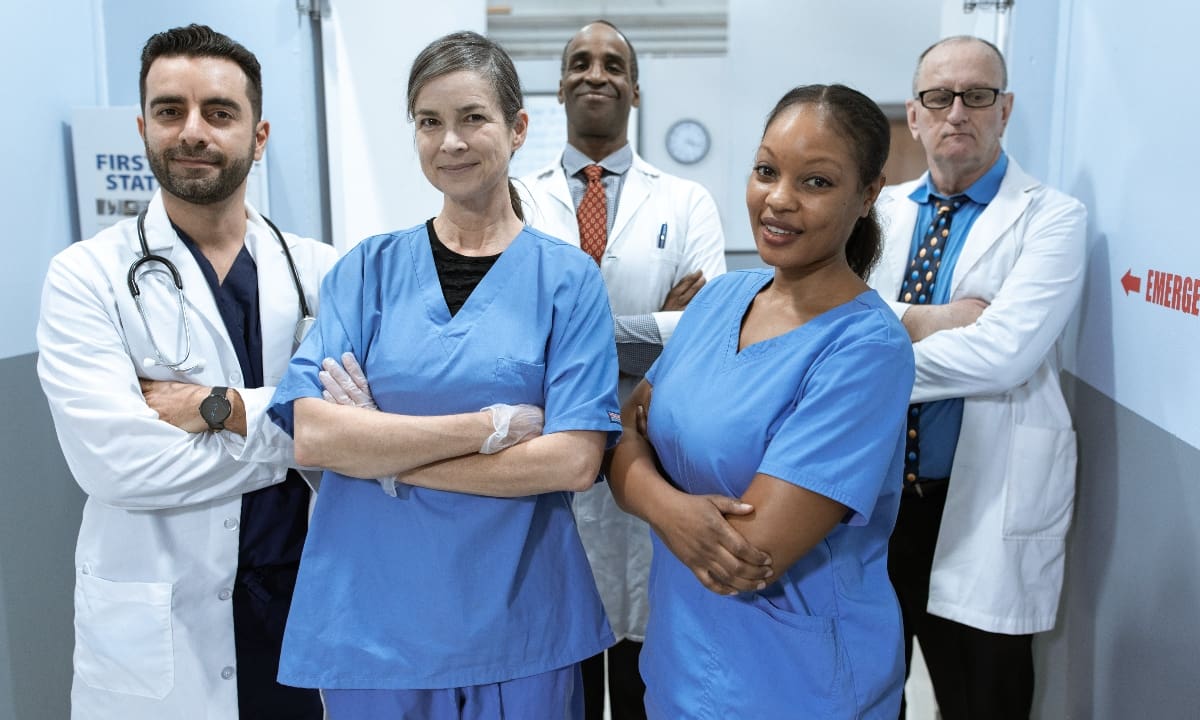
[37,191,336,719]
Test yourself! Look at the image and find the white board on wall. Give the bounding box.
[509,93,639,179]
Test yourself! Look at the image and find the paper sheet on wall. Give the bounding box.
[508,94,638,181]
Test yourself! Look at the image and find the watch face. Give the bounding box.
[200,392,231,428]
[666,119,710,165]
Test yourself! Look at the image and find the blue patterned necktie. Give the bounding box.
[901,195,965,490]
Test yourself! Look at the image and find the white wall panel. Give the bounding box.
[322,0,486,252]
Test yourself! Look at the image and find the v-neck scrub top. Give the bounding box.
[639,270,914,719]
[268,224,621,690]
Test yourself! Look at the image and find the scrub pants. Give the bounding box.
[233,563,323,719]
[888,482,1034,720]
[323,663,584,720]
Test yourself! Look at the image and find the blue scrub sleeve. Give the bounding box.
[268,245,367,436]
[757,337,914,525]
[542,261,622,447]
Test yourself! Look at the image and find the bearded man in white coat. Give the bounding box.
[868,36,1086,720]
[37,25,335,720]
[520,20,726,720]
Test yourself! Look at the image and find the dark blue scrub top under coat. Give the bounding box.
[177,227,310,570]
[177,226,320,718]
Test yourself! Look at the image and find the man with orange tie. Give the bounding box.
[520,20,726,720]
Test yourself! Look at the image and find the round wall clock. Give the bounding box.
[665,118,711,165]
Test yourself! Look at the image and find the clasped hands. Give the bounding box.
[317,352,544,495]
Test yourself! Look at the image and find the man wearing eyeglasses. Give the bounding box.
[868,35,1086,719]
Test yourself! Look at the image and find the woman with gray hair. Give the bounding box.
[267,31,621,718]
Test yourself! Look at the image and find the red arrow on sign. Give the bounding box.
[1121,269,1141,296]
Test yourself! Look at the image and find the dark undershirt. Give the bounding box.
[427,218,501,315]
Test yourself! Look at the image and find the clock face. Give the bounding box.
[666,119,710,165]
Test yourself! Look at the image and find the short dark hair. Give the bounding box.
[763,84,890,279]
[407,30,526,222]
[139,24,263,121]
[912,35,1008,95]
[560,20,639,85]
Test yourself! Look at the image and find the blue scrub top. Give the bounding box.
[268,224,621,690]
[639,270,914,719]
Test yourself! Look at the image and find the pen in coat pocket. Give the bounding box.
[657,223,667,249]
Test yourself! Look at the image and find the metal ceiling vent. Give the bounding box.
[487,2,728,59]
[963,0,1015,11]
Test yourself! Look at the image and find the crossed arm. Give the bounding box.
[900,298,989,343]
[37,253,292,509]
[899,197,1087,401]
[139,379,247,435]
[294,355,603,497]
[614,271,709,377]
[607,381,847,595]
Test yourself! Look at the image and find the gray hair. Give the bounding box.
[407,30,525,220]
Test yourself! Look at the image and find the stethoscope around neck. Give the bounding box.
[126,208,315,373]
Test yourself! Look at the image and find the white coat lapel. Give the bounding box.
[611,159,652,244]
[874,182,922,297]
[245,209,296,380]
[950,161,1037,294]
[542,163,574,215]
[527,161,580,245]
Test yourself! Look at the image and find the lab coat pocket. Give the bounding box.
[493,357,546,404]
[645,249,685,298]
[1001,424,1076,539]
[74,570,174,699]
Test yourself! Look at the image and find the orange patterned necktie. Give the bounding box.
[577,164,607,265]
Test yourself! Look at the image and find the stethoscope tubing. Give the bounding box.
[127,208,314,372]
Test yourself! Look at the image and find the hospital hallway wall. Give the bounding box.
[1029,374,1200,719]
[0,353,82,720]
[1000,1,1200,716]
[1,0,94,715]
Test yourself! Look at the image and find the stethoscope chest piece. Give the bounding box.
[294,315,315,349]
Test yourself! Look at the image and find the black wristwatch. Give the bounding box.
[200,386,232,431]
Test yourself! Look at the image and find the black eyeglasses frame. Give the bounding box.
[916,88,1003,110]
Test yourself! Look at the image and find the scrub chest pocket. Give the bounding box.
[492,357,546,405]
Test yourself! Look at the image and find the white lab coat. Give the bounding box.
[869,158,1087,635]
[37,192,336,719]
[521,152,726,640]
